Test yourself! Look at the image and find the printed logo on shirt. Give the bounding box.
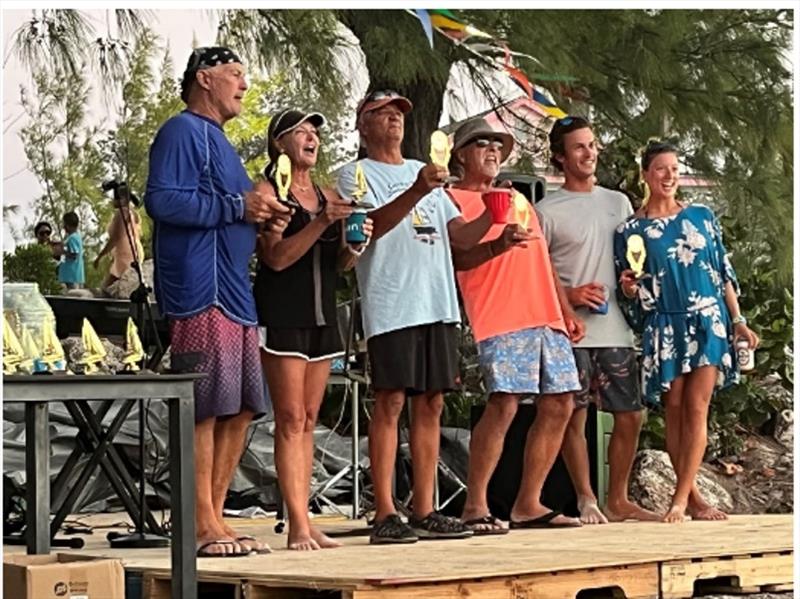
[411,202,440,245]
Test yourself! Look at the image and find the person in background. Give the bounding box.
[94,185,145,293]
[57,211,85,290]
[614,140,759,523]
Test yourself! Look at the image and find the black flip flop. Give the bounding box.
[196,539,251,558]
[463,515,509,536]
[509,510,582,529]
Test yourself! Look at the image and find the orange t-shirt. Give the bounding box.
[449,188,566,343]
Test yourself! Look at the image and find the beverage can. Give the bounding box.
[736,339,755,372]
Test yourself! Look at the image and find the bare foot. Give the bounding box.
[310,525,342,549]
[604,500,662,522]
[687,496,728,521]
[288,530,321,551]
[663,503,688,523]
[577,497,608,525]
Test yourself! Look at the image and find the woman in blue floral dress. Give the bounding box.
[613,141,759,523]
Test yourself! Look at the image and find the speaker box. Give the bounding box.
[470,402,601,520]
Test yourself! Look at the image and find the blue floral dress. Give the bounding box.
[613,204,740,404]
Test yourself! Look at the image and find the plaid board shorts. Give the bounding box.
[169,307,267,423]
[573,347,643,412]
[477,326,580,395]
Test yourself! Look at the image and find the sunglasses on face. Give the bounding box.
[472,138,504,150]
[37,230,52,237]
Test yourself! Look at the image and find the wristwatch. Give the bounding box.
[732,315,747,325]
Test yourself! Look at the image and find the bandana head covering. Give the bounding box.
[180,46,243,103]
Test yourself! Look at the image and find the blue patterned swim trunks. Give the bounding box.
[477,326,581,395]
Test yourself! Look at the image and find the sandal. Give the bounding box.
[409,512,473,539]
[369,514,418,545]
[196,539,250,558]
[462,514,509,536]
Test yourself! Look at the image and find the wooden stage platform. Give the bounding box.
[5,514,793,598]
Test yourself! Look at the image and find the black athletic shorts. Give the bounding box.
[367,322,460,395]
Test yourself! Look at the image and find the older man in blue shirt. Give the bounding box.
[145,46,289,558]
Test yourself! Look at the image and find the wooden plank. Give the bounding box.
[514,563,659,599]
[347,564,659,599]
[661,553,793,599]
[244,584,340,599]
[763,582,794,592]
[349,579,514,599]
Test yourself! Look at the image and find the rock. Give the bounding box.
[62,335,128,374]
[773,408,793,449]
[629,449,734,514]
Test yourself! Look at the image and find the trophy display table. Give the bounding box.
[3,373,201,599]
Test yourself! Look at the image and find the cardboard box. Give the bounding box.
[4,554,124,599]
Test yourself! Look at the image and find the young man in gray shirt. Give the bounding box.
[536,116,659,523]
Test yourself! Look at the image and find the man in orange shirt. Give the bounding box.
[447,117,585,532]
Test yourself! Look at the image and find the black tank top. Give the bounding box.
[254,184,341,328]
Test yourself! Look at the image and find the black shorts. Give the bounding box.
[368,322,460,395]
[260,326,343,362]
[573,347,642,412]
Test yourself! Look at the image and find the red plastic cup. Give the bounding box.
[482,189,512,224]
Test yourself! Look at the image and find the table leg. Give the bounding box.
[168,394,196,599]
[25,402,50,554]
[351,379,360,520]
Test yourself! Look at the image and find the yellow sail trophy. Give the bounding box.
[3,314,27,374]
[39,316,66,372]
[275,154,292,203]
[429,130,451,168]
[352,161,368,204]
[80,318,107,374]
[122,317,145,371]
[626,234,647,278]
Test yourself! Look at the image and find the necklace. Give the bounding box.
[292,182,312,193]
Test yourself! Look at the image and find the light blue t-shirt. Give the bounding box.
[337,158,461,340]
[58,231,85,285]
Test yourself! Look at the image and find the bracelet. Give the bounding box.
[732,315,747,325]
[346,244,367,258]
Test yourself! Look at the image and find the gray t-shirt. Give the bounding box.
[337,158,461,340]
[536,186,635,348]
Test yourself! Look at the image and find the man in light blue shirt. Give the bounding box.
[338,90,492,544]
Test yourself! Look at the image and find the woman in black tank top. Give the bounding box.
[254,109,372,551]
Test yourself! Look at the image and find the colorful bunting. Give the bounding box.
[408,9,572,120]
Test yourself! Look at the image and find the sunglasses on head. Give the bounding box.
[363,90,402,103]
[556,116,575,126]
[472,137,504,149]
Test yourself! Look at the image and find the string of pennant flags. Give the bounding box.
[408,9,572,120]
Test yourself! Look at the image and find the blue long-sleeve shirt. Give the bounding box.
[145,110,258,325]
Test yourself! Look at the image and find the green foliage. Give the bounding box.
[3,244,61,295]
[19,67,108,289]
[99,32,183,257]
